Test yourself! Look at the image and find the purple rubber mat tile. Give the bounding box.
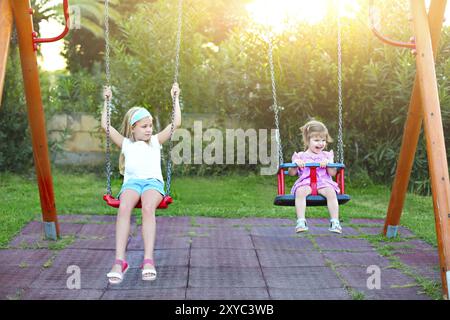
[155,249,190,267]
[252,235,314,251]
[77,224,117,238]
[350,219,384,225]
[89,215,118,223]
[20,221,83,235]
[305,218,330,225]
[101,288,186,300]
[395,250,440,267]
[335,266,416,289]
[323,251,391,267]
[20,221,50,235]
[156,216,192,227]
[127,234,191,250]
[241,218,294,226]
[67,238,118,250]
[379,240,436,254]
[302,226,332,236]
[358,227,383,235]
[250,226,294,237]
[269,288,351,300]
[0,287,25,300]
[56,215,92,223]
[407,265,441,282]
[0,267,44,289]
[156,225,197,236]
[262,266,343,289]
[357,286,431,300]
[8,234,57,249]
[307,226,360,236]
[189,267,266,288]
[397,226,415,238]
[30,266,110,290]
[0,249,53,266]
[194,217,234,226]
[314,236,374,251]
[257,250,327,267]
[186,287,270,300]
[21,288,104,300]
[191,226,249,236]
[51,249,114,268]
[102,250,179,268]
[214,218,259,226]
[191,234,254,249]
[190,249,259,267]
[109,266,188,289]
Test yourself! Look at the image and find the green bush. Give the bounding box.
[0,48,33,173]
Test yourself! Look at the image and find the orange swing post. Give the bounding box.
[409,0,450,300]
[384,1,446,236]
[0,0,13,105]
[8,0,71,240]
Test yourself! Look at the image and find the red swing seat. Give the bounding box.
[103,194,173,209]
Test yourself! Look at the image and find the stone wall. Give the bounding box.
[47,112,248,166]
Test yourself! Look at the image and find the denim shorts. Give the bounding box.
[118,178,165,198]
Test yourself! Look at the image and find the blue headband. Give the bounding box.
[130,108,151,126]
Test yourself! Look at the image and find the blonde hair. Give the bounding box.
[118,107,152,175]
[300,120,333,151]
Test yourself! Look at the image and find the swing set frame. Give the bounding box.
[0,0,449,299]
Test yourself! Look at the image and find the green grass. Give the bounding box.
[0,169,437,248]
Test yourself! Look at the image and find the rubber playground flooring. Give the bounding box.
[0,215,441,300]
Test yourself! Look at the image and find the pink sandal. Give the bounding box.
[140,258,157,281]
[107,259,129,284]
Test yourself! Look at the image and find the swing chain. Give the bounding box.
[337,4,344,164]
[268,36,284,165]
[104,0,112,195]
[165,0,183,196]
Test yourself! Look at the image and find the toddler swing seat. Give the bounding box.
[274,163,351,207]
[267,7,351,208]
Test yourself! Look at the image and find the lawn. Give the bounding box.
[0,169,437,247]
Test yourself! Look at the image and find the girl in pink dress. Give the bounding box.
[288,120,342,234]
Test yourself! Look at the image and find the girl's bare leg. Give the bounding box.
[109,190,140,280]
[318,187,339,220]
[295,186,312,220]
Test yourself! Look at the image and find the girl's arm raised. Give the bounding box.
[101,86,124,148]
[158,82,182,145]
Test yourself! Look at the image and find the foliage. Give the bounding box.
[4,0,450,194]
[0,48,33,173]
[45,65,104,114]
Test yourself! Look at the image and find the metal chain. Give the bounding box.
[165,0,183,196]
[173,0,183,85]
[337,4,344,164]
[268,36,284,165]
[104,0,112,195]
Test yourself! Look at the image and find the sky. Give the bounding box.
[38,0,450,72]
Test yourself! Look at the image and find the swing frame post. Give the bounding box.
[0,0,13,105]
[9,0,71,240]
[409,0,450,300]
[384,0,446,238]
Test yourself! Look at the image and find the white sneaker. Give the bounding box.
[295,219,309,233]
[329,219,342,234]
